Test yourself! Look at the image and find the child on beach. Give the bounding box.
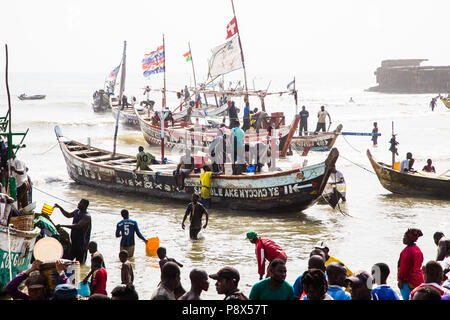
[89,255,108,296]
[157,247,184,270]
[371,263,399,300]
[120,250,134,285]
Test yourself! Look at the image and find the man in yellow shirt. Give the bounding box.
[315,241,352,276]
[199,166,221,208]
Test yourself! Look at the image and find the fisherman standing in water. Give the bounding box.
[182,193,209,240]
[371,122,379,146]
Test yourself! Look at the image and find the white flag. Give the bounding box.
[208,36,243,78]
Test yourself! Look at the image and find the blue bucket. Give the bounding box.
[247,165,255,173]
[78,281,90,297]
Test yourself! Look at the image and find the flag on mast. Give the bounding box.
[183,51,192,62]
[287,79,295,90]
[226,17,238,39]
[208,36,243,78]
[142,45,165,77]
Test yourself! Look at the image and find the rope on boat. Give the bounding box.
[339,154,376,175]
[32,186,121,216]
[341,134,362,153]
[33,141,59,155]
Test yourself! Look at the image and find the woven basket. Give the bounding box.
[10,215,35,231]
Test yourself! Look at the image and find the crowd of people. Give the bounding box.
[5,199,450,301]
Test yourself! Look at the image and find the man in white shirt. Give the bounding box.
[8,157,30,209]
[314,105,331,133]
[399,152,415,173]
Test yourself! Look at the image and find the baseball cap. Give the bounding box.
[345,271,373,289]
[314,240,329,250]
[245,231,258,241]
[53,284,79,300]
[209,267,240,283]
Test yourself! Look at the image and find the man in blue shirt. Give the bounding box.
[371,263,399,300]
[116,209,147,258]
[242,102,250,132]
[299,105,309,136]
[231,126,245,175]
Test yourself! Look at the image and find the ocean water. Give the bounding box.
[1,70,449,299]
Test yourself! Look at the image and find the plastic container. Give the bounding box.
[145,237,160,256]
[247,165,255,173]
[393,162,400,171]
[78,281,90,297]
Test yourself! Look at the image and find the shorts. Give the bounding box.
[120,245,135,258]
[200,198,211,208]
[189,227,202,240]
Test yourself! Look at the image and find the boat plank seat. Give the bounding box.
[72,150,108,157]
[149,164,178,172]
[89,154,127,162]
[67,146,88,152]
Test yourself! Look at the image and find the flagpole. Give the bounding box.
[188,42,198,95]
[161,33,167,163]
[113,40,126,157]
[294,76,298,115]
[230,0,249,101]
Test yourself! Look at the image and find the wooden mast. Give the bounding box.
[113,40,126,157]
[230,0,249,101]
[161,34,167,162]
[188,42,198,102]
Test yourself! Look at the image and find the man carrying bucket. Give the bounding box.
[116,209,148,258]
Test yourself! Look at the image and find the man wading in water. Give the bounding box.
[181,193,208,240]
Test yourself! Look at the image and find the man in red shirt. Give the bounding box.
[90,255,107,296]
[409,260,450,299]
[245,231,287,280]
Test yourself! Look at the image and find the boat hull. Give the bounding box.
[367,149,450,199]
[291,125,342,152]
[0,226,39,292]
[18,95,46,100]
[56,127,339,212]
[111,106,143,129]
[92,93,110,112]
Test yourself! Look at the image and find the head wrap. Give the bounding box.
[406,228,423,242]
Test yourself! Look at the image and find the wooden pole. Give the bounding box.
[113,40,126,157]
[162,34,167,162]
[230,0,249,101]
[188,42,198,95]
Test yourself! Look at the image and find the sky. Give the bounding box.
[1,0,449,81]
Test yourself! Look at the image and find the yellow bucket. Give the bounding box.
[145,237,160,256]
[393,162,400,171]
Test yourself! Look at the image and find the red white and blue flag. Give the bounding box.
[142,45,165,77]
[108,65,120,81]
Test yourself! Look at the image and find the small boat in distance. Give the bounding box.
[18,93,46,100]
[367,149,450,199]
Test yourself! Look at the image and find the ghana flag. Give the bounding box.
[41,203,54,215]
[183,51,192,62]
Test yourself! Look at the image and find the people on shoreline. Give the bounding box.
[292,254,326,299]
[345,270,373,300]
[371,122,378,146]
[157,246,184,270]
[54,199,92,264]
[209,267,248,300]
[178,269,209,300]
[88,255,108,296]
[249,259,294,300]
[314,241,352,276]
[397,228,424,300]
[433,232,450,261]
[301,269,333,300]
[151,262,181,300]
[371,262,399,300]
[245,231,287,280]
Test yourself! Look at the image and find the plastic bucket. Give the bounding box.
[393,162,400,171]
[247,165,255,173]
[78,281,90,297]
[145,237,160,256]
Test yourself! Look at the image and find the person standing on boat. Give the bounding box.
[228,101,240,128]
[298,105,309,136]
[400,152,415,173]
[242,101,251,132]
[54,199,92,264]
[134,146,156,172]
[143,85,151,101]
[397,228,424,300]
[314,105,331,134]
[245,231,287,280]
[371,122,379,146]
[116,209,148,258]
[422,159,436,173]
[181,193,208,240]
[7,155,30,210]
[231,126,246,175]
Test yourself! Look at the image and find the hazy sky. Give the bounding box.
[1,0,449,80]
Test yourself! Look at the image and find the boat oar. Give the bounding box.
[340,132,381,136]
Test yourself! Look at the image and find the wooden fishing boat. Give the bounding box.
[55,125,339,212]
[18,94,46,100]
[111,104,151,130]
[367,149,450,199]
[291,124,343,153]
[135,107,298,155]
[92,90,111,112]
[439,94,450,109]
[0,224,40,292]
